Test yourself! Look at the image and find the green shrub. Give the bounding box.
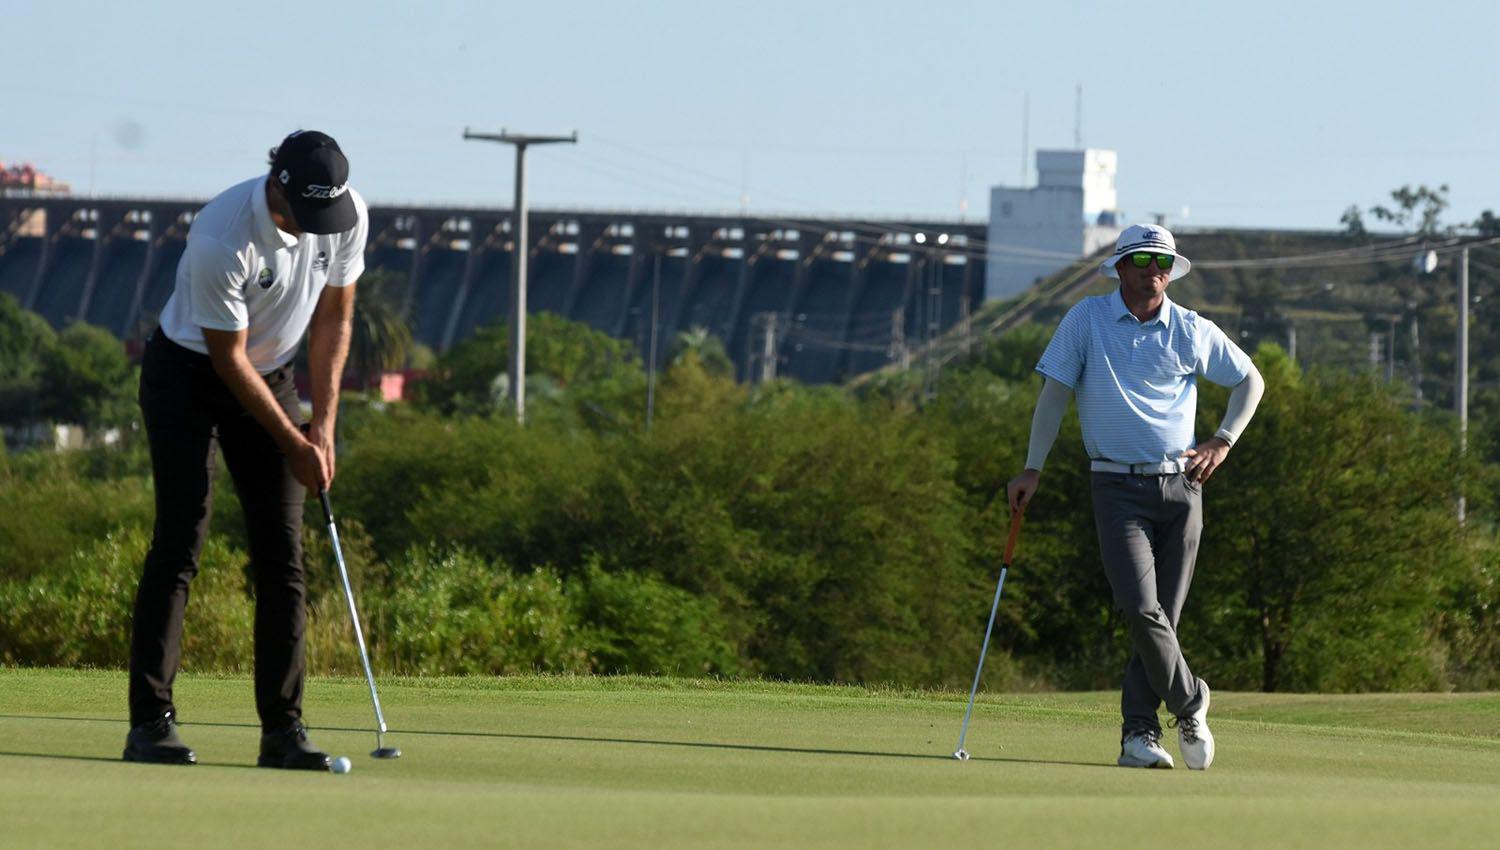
[571,559,740,676]
[301,514,382,676]
[0,462,153,584]
[605,380,979,685]
[38,322,139,428]
[2,312,1499,695]
[369,547,588,675]
[1190,347,1468,692]
[1432,535,1500,690]
[0,528,254,671]
[419,313,647,427]
[336,408,607,568]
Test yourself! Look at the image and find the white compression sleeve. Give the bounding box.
[1025,378,1073,471]
[1213,364,1265,446]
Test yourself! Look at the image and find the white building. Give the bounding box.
[985,149,1123,302]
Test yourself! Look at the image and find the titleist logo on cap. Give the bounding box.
[302,183,349,200]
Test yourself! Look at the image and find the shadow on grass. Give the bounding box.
[0,749,261,770]
[0,714,1110,770]
[391,728,1114,770]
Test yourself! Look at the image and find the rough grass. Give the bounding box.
[1,668,1497,849]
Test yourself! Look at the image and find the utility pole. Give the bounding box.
[924,245,943,398]
[1457,246,1470,523]
[890,307,907,369]
[1410,249,1438,408]
[958,154,969,222]
[645,252,661,430]
[1074,83,1083,148]
[1410,313,1423,405]
[959,294,972,358]
[1386,315,1396,383]
[1020,94,1030,185]
[758,312,779,384]
[462,127,578,422]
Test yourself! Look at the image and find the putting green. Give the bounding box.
[1,669,1497,849]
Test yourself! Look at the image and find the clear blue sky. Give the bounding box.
[3,0,1495,231]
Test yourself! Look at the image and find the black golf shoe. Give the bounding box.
[257,719,332,771]
[122,712,197,765]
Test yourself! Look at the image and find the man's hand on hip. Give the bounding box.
[1180,437,1230,483]
[1006,469,1040,514]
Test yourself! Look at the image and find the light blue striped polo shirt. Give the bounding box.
[1036,289,1252,464]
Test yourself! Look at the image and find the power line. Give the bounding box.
[571,136,1500,275]
[1205,234,1500,272]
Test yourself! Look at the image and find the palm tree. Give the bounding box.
[668,326,734,378]
[349,270,415,389]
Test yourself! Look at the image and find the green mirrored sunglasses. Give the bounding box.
[1129,252,1174,270]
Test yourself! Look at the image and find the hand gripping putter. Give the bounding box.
[319,490,401,760]
[953,507,1024,761]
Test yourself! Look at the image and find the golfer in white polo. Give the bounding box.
[1007,223,1264,770]
[125,130,368,770]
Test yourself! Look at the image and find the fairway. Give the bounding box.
[1,669,1498,849]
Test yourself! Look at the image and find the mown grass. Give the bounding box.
[1,668,1497,849]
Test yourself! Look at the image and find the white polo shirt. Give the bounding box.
[1035,289,1252,464]
[159,176,368,373]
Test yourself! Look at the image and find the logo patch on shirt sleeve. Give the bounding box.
[257,267,275,289]
[312,250,330,272]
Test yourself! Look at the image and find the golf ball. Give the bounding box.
[332,756,352,774]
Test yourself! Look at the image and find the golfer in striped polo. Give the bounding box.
[1007,223,1265,770]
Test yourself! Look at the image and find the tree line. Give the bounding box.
[1,299,1497,692]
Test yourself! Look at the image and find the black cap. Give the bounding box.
[270,130,357,235]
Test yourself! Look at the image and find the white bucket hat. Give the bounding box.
[1100,223,1192,281]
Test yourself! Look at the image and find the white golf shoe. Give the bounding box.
[1172,680,1215,770]
[1117,731,1174,768]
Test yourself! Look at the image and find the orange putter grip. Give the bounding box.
[1003,509,1024,566]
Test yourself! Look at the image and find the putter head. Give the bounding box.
[372,746,402,759]
[953,748,970,761]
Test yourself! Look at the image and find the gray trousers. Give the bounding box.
[1089,472,1206,737]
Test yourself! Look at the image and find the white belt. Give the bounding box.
[1090,458,1188,475]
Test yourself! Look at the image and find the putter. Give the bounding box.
[953,506,1025,761]
[318,489,401,760]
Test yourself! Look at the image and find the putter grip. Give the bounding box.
[318,489,334,526]
[1003,509,1024,566]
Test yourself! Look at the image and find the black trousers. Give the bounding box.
[128,330,307,731]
